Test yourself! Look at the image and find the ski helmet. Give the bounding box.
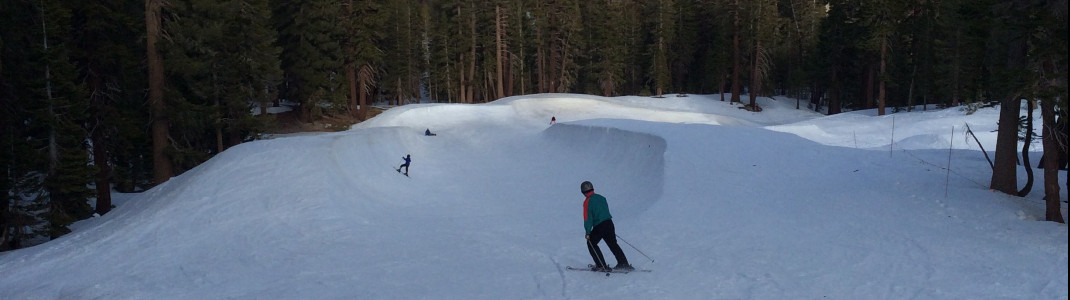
[580,181,594,194]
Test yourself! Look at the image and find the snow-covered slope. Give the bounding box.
[1,94,1066,299]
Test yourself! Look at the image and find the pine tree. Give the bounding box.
[694,0,731,98]
[0,0,41,249]
[494,3,506,100]
[506,0,535,96]
[729,0,742,103]
[0,0,96,240]
[274,0,346,121]
[534,0,581,94]
[649,0,675,98]
[580,0,625,97]
[860,0,918,115]
[428,0,460,103]
[746,0,777,110]
[451,0,476,102]
[1,0,40,249]
[342,0,384,119]
[931,0,993,108]
[39,0,94,239]
[163,0,281,161]
[68,0,148,215]
[782,0,826,107]
[670,0,698,93]
[382,0,423,105]
[813,0,869,113]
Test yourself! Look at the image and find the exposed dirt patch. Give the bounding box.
[267,107,387,134]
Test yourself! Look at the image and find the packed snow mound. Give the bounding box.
[0,94,1064,300]
[767,105,1007,151]
[540,122,667,216]
[357,94,769,131]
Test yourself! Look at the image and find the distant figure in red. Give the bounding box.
[550,116,556,125]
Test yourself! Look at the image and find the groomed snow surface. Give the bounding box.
[1,94,1066,299]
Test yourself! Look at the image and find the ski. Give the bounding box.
[565,266,651,274]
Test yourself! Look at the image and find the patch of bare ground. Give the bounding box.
[265,107,387,135]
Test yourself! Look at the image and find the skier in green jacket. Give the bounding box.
[581,181,632,272]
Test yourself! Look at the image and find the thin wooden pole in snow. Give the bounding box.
[946,126,955,198]
[890,116,896,157]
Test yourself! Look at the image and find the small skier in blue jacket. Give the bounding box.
[581,181,632,272]
[397,154,411,176]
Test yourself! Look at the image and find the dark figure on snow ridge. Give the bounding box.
[550,116,556,125]
[398,154,411,176]
[581,181,632,272]
[425,129,437,136]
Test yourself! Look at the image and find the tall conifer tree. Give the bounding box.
[274,0,346,121]
[649,0,675,97]
[68,0,147,215]
[343,0,383,119]
[164,0,282,160]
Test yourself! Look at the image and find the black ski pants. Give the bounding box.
[587,219,628,268]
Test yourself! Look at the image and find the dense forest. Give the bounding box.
[1,0,1066,250]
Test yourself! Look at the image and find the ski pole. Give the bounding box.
[616,234,654,263]
[587,238,610,275]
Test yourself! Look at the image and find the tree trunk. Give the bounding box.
[730,0,741,103]
[907,66,916,112]
[214,86,224,153]
[514,4,525,95]
[809,83,823,112]
[749,0,762,108]
[536,24,546,94]
[558,36,570,93]
[347,0,358,117]
[828,68,841,115]
[990,0,1030,195]
[146,0,172,185]
[42,1,57,176]
[749,37,759,107]
[865,62,875,109]
[990,98,1021,194]
[877,36,887,116]
[87,70,112,216]
[228,130,241,150]
[358,65,368,120]
[347,63,357,117]
[90,116,111,216]
[468,5,477,103]
[1040,99,1064,222]
[215,121,224,153]
[483,70,491,102]
[951,29,961,107]
[458,54,466,104]
[495,5,505,100]
[1017,100,1035,197]
[719,74,726,101]
[549,40,559,93]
